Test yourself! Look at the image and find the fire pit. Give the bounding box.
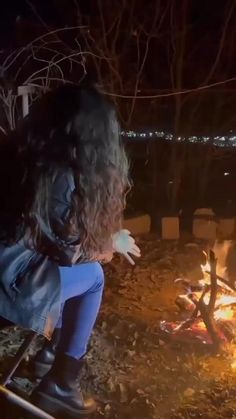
[160,250,236,350]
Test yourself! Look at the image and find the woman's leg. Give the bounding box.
[57,261,104,359]
[32,262,104,415]
[33,261,104,377]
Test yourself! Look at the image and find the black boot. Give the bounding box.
[31,353,96,417]
[32,328,61,379]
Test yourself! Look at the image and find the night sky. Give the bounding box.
[0,0,236,133]
[0,0,92,46]
[0,0,229,47]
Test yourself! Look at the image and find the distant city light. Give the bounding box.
[224,172,230,176]
[121,130,236,147]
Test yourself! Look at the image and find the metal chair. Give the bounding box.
[0,319,55,419]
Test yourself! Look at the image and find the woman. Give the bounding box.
[0,84,140,417]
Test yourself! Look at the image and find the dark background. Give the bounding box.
[0,0,236,226]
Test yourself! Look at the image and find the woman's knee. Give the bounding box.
[60,261,105,301]
[90,262,105,291]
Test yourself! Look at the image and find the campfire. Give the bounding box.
[160,250,236,350]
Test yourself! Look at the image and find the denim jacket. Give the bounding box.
[0,167,77,338]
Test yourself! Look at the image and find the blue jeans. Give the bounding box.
[56,262,104,360]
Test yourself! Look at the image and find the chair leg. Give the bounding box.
[0,385,55,418]
[0,330,56,418]
[0,331,37,386]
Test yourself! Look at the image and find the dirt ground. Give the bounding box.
[1,235,236,419]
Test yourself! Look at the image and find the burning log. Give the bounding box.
[194,297,222,350]
[208,250,217,315]
[175,287,208,332]
[194,250,222,350]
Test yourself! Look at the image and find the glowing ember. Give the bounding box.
[231,349,236,369]
[194,321,205,331]
[231,359,236,369]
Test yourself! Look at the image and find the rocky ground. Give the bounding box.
[1,235,236,419]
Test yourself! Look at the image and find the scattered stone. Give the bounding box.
[183,387,195,398]
[119,383,129,403]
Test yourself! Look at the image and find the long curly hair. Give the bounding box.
[0,84,130,258]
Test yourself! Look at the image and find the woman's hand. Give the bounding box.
[112,229,141,265]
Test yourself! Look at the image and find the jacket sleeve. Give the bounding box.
[49,168,80,245]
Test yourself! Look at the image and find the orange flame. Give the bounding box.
[200,252,236,321]
[214,308,234,321]
[231,348,236,369]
